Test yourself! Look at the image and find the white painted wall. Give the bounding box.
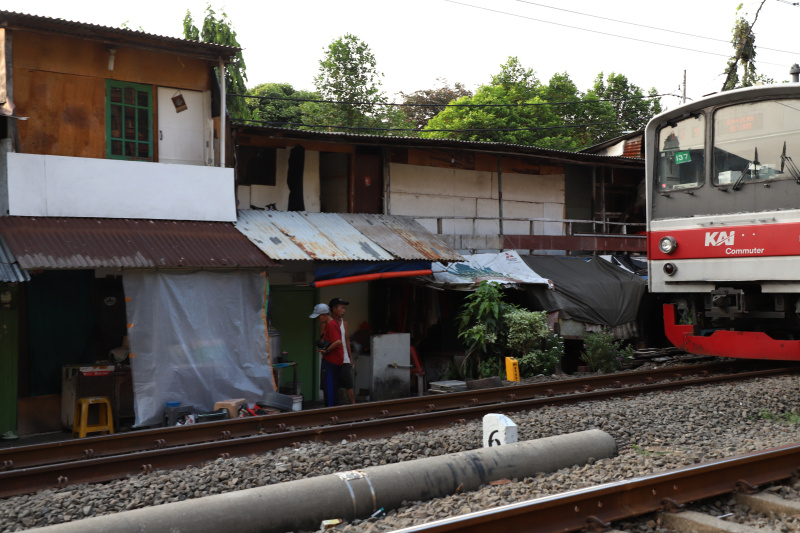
[237,149,320,211]
[389,163,565,238]
[6,152,236,221]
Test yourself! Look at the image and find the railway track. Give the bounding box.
[1,360,796,499]
[392,440,800,533]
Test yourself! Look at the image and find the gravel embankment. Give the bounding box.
[3,372,800,532]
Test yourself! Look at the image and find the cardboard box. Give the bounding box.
[213,398,246,419]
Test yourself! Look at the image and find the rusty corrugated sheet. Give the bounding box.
[375,215,464,262]
[236,211,392,261]
[235,210,310,261]
[0,11,239,59]
[235,211,463,262]
[0,217,276,269]
[339,213,436,261]
[301,213,394,261]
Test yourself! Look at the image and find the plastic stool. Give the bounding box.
[72,396,114,438]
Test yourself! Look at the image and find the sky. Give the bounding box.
[9,0,800,111]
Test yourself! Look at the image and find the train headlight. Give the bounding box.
[659,236,677,254]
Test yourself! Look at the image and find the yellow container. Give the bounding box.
[505,357,520,382]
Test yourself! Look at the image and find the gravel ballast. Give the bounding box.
[3,373,800,532]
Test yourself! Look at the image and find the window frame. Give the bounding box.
[105,80,154,162]
[654,114,706,193]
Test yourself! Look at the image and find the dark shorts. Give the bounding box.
[321,360,354,407]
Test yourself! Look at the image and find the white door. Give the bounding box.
[157,88,212,166]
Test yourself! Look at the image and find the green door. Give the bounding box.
[270,286,317,401]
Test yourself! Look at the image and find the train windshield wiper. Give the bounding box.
[732,147,760,191]
[780,141,800,183]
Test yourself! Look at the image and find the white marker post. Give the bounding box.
[483,413,518,448]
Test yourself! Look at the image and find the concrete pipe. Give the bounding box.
[34,429,616,533]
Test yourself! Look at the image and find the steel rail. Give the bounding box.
[392,441,800,532]
[0,365,796,499]
[0,361,741,472]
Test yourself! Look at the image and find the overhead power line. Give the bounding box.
[445,0,790,68]
[514,0,800,56]
[238,119,623,133]
[229,92,669,108]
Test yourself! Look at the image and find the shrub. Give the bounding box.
[581,329,634,373]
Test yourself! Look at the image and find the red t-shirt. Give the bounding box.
[323,318,345,365]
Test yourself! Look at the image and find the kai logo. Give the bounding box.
[704,230,735,247]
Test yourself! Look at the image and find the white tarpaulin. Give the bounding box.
[431,250,552,290]
[123,270,275,427]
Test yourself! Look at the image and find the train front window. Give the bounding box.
[656,115,705,192]
[713,99,800,187]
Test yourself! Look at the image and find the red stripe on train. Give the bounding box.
[648,221,800,260]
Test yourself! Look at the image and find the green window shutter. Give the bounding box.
[105,80,153,161]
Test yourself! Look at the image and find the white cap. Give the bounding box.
[309,303,330,318]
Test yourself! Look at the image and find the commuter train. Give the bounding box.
[646,84,800,360]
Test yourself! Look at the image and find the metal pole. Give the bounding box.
[219,60,226,167]
[497,155,504,240]
[682,70,687,104]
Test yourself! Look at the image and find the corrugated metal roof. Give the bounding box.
[0,235,30,283]
[232,124,646,167]
[374,215,464,262]
[0,11,239,60]
[338,214,451,261]
[300,212,394,261]
[0,217,276,269]
[235,211,463,262]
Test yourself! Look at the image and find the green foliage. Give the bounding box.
[758,410,800,425]
[247,83,318,127]
[422,57,660,149]
[478,357,501,379]
[399,78,473,131]
[456,281,563,378]
[518,331,564,376]
[722,2,773,91]
[302,34,410,134]
[581,329,634,373]
[183,5,249,120]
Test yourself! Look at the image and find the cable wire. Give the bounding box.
[237,118,623,133]
[229,92,669,107]
[445,0,790,68]
[513,0,800,56]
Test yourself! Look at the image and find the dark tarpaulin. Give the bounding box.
[521,256,646,327]
[314,260,432,282]
[287,145,305,211]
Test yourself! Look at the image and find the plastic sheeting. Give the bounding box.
[314,260,432,282]
[123,270,275,427]
[521,256,646,327]
[429,250,551,290]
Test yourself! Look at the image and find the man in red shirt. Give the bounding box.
[319,298,356,406]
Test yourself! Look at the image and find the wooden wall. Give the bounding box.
[12,31,212,158]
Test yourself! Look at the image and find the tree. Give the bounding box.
[721,1,773,91]
[591,72,662,136]
[398,78,473,131]
[422,58,625,150]
[301,34,409,134]
[183,5,249,119]
[246,83,318,127]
